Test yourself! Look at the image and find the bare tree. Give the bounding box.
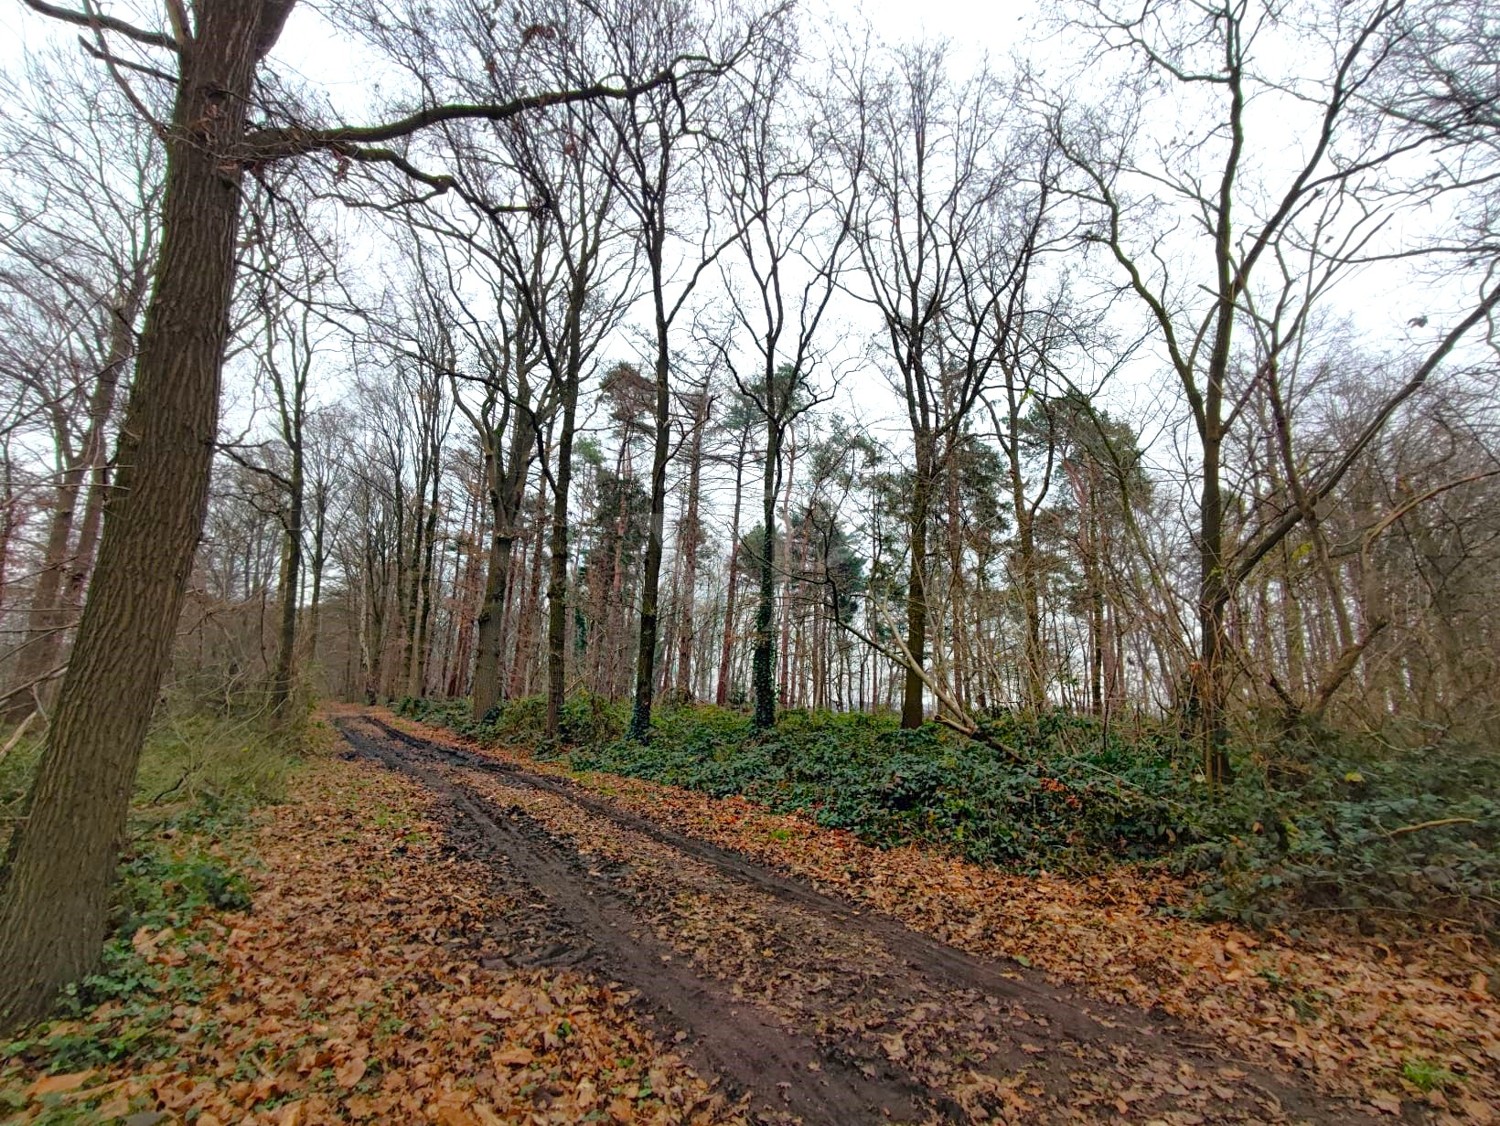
[588,0,775,741]
[1,0,730,1029]
[709,29,854,729]
[839,41,1049,728]
[0,52,161,720]
[1053,0,1500,781]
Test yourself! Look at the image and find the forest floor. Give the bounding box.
[5,708,1495,1125]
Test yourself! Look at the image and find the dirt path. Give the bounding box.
[334,714,1381,1125]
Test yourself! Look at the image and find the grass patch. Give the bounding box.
[1401,1057,1459,1093]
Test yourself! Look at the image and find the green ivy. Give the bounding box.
[401,697,1499,935]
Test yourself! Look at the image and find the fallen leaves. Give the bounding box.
[385,708,1500,1120]
[1,756,740,1125]
[27,1070,94,1097]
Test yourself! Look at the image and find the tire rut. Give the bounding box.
[336,718,942,1125]
[337,714,1380,1125]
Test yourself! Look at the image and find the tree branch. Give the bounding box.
[20,0,179,52]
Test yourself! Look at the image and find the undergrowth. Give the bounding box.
[394,695,1498,938]
[0,704,312,1119]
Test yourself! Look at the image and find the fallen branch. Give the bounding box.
[0,712,39,760]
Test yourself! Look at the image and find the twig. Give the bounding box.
[1386,817,1479,838]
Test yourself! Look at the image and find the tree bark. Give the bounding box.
[626,287,672,742]
[673,392,708,700]
[269,449,303,714]
[901,445,933,729]
[471,412,530,719]
[716,427,748,706]
[545,374,578,738]
[751,420,780,730]
[0,0,293,1031]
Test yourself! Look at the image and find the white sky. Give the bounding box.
[2,0,1491,500]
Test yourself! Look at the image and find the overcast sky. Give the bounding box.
[2,0,1486,491]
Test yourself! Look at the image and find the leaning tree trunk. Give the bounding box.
[3,446,84,722]
[0,0,291,1032]
[5,295,137,722]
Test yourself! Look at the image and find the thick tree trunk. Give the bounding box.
[0,0,291,1031]
[472,421,529,719]
[470,515,515,719]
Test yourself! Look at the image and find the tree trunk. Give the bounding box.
[1197,420,1232,784]
[715,428,747,706]
[6,293,137,720]
[269,449,304,715]
[306,482,328,665]
[626,301,672,742]
[0,0,292,1031]
[512,484,548,697]
[752,419,780,730]
[777,432,797,710]
[901,444,933,729]
[674,394,707,700]
[545,373,579,738]
[4,438,82,720]
[472,419,529,719]
[471,518,516,719]
[408,454,443,698]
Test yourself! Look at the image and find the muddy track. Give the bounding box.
[334,715,1379,1125]
[362,716,1110,1040]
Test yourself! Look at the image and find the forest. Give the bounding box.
[0,0,1497,1121]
